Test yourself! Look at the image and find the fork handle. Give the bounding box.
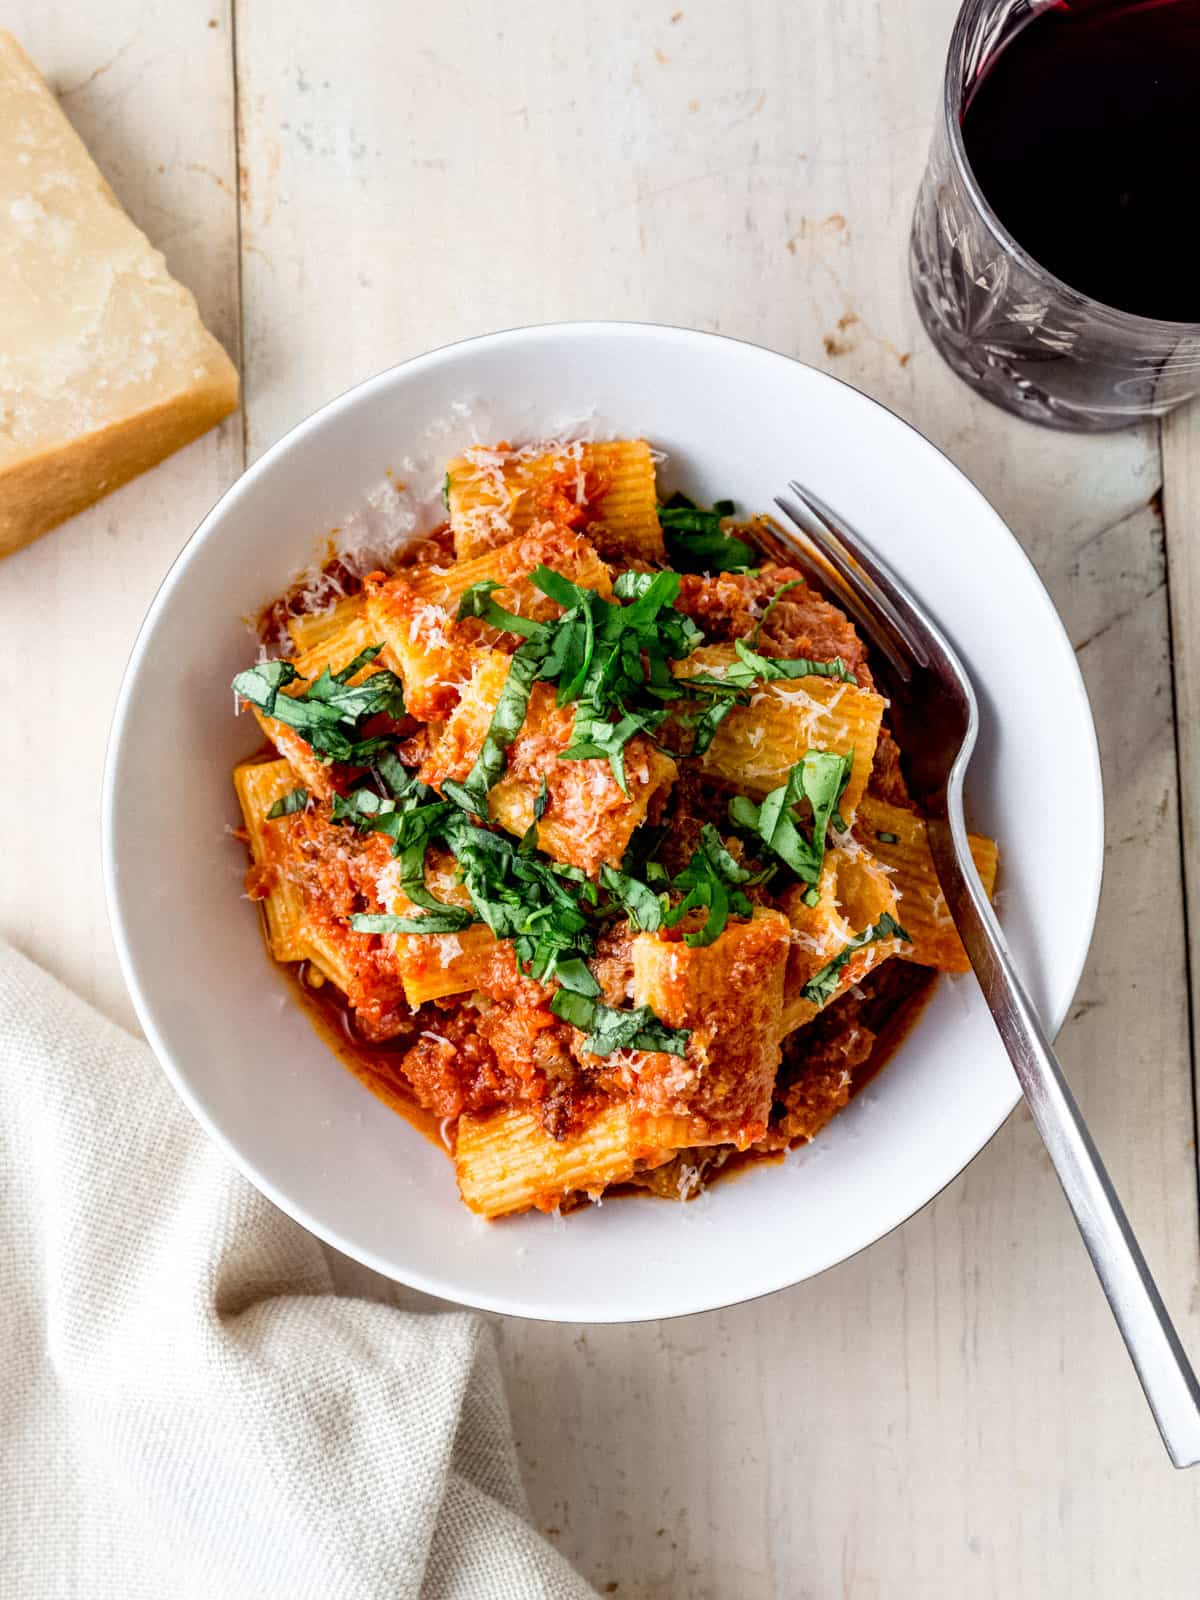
[928,814,1200,1469]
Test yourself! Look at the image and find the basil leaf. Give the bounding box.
[331,788,393,825]
[800,912,911,1007]
[550,989,690,1057]
[659,496,756,573]
[438,812,593,984]
[599,864,664,932]
[518,774,549,855]
[350,908,473,935]
[728,750,854,885]
[613,570,656,601]
[616,568,681,627]
[445,644,544,812]
[529,563,598,613]
[687,694,740,756]
[553,957,602,997]
[456,579,548,639]
[697,822,751,885]
[266,786,308,818]
[663,822,754,947]
[550,988,602,1030]
[374,748,415,799]
[232,658,297,706]
[555,602,595,705]
[232,648,406,764]
[732,637,857,686]
[330,643,384,682]
[659,506,731,535]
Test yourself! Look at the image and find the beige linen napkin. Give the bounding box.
[0,943,596,1600]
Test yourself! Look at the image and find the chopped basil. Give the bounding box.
[612,570,655,601]
[443,644,543,814]
[330,770,687,1037]
[350,909,472,935]
[800,913,911,1007]
[439,812,594,986]
[456,579,547,638]
[330,779,473,929]
[517,776,551,855]
[658,493,757,573]
[449,550,854,824]
[550,989,690,1058]
[447,562,706,812]
[266,786,308,818]
[665,638,855,764]
[373,748,413,799]
[598,863,664,932]
[876,830,899,845]
[552,956,601,997]
[442,472,451,511]
[662,823,757,947]
[685,694,741,756]
[327,644,388,684]
[728,750,854,885]
[232,647,406,765]
[729,637,857,687]
[558,704,669,797]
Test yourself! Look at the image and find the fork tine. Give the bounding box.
[773,493,913,682]
[786,481,934,668]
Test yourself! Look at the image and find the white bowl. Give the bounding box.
[103,324,1103,1322]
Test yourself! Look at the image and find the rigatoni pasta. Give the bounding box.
[233,758,308,961]
[672,645,885,819]
[856,796,999,973]
[229,433,999,1218]
[456,1103,698,1219]
[447,439,664,564]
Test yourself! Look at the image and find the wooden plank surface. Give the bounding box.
[3,1,1198,1595]
[0,3,242,1028]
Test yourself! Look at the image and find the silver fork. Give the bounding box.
[768,480,1200,1469]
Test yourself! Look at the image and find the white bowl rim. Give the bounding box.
[102,320,1104,1322]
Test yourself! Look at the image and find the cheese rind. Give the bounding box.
[0,31,239,557]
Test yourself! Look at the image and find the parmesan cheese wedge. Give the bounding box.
[0,32,239,558]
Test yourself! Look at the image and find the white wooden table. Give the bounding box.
[6,3,1200,1593]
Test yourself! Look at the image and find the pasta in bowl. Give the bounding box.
[104,324,1101,1320]
[229,438,999,1219]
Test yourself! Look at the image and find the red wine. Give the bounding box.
[961,0,1200,323]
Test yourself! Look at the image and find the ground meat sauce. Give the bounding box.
[867,725,912,807]
[769,959,934,1145]
[675,566,875,686]
[248,531,940,1203]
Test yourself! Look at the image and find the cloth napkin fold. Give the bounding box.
[0,943,596,1600]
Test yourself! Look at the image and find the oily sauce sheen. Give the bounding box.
[290,960,449,1151]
